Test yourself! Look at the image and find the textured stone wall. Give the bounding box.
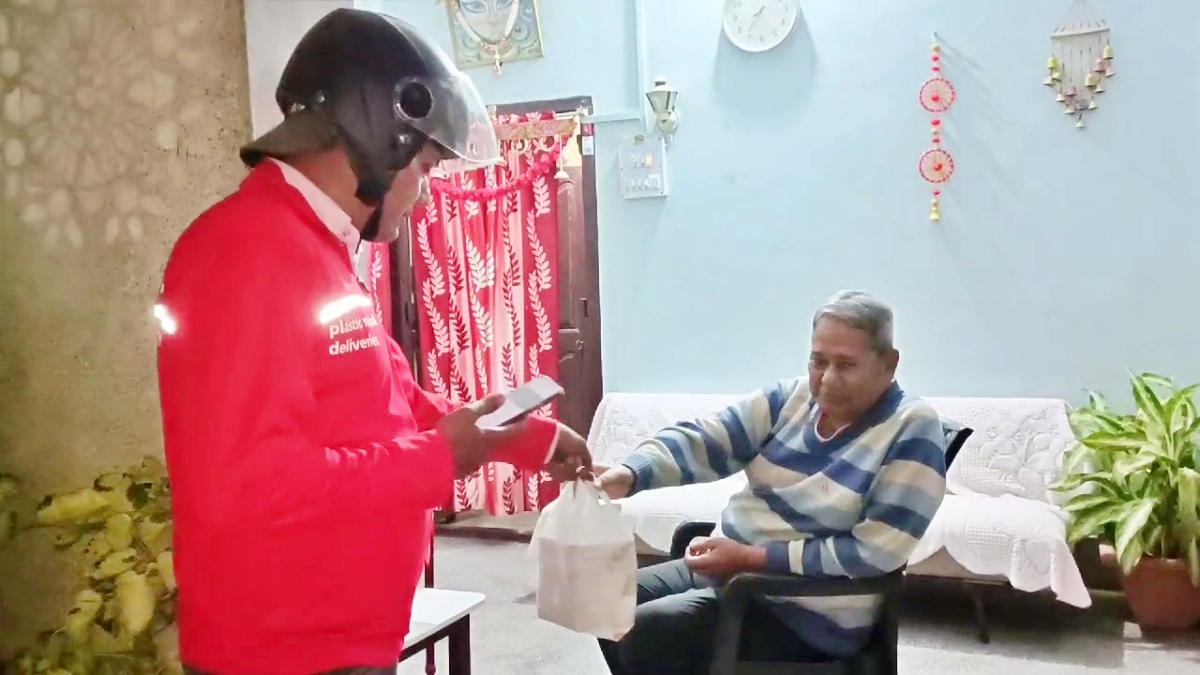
[0,0,251,653]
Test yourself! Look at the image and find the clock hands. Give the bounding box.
[749,3,766,30]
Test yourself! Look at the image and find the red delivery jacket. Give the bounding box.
[157,162,558,675]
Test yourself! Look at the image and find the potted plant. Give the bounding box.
[1,457,181,674]
[1052,371,1200,629]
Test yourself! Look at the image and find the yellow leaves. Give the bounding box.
[36,488,110,526]
[115,571,157,636]
[103,513,134,550]
[94,472,135,513]
[3,458,177,674]
[136,517,172,556]
[81,531,112,564]
[154,625,183,675]
[155,551,176,591]
[88,624,135,655]
[64,590,104,646]
[91,548,138,580]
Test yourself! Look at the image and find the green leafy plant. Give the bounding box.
[1051,371,1200,585]
[1,458,181,675]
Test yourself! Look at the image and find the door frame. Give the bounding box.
[389,94,604,404]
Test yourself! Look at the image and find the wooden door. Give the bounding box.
[553,121,604,436]
[389,214,420,370]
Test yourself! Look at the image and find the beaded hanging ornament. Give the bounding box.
[918,35,955,222]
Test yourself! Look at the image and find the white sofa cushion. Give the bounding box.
[587,392,743,467]
[926,397,1075,506]
[909,493,1091,607]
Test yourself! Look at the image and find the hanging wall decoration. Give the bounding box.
[1045,0,1113,129]
[442,0,545,74]
[918,34,955,222]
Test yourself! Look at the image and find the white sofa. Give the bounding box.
[587,392,1093,642]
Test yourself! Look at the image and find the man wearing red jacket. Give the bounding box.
[156,9,592,675]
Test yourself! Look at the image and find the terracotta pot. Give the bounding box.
[1121,556,1200,630]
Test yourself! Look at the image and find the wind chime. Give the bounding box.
[918,34,956,222]
[1044,0,1114,129]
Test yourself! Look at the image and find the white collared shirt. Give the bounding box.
[267,158,360,263]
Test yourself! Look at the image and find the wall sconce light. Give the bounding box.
[645,77,679,142]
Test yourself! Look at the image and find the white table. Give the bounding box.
[401,588,486,675]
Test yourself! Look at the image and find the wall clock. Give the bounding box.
[722,0,800,53]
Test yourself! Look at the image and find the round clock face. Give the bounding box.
[722,0,799,53]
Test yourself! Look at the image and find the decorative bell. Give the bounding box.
[1051,70,1062,82]
[1104,61,1114,77]
[1093,58,1106,73]
[1102,44,1114,60]
[1095,80,1105,93]
[1046,56,1060,70]
[1044,75,1055,86]
[1085,72,1099,89]
[1055,92,1066,102]
[1087,99,1097,110]
[1075,117,1086,129]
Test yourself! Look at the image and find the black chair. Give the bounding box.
[670,522,903,675]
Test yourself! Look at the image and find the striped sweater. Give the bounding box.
[622,378,947,657]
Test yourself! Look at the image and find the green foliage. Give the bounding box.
[1051,371,1200,587]
[1,458,180,675]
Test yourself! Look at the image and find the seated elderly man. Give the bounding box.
[594,290,947,675]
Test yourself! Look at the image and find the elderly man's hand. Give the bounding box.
[683,536,768,579]
[544,424,594,483]
[594,464,635,500]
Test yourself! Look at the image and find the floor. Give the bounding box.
[400,536,1200,675]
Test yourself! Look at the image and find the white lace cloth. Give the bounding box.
[587,392,1092,608]
[588,393,745,554]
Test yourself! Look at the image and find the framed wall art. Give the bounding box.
[443,0,545,73]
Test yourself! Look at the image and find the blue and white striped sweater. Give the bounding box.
[623,378,947,657]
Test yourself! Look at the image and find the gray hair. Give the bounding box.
[812,290,894,354]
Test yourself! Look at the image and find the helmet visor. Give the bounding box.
[393,70,499,169]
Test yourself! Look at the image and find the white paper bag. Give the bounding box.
[529,480,637,641]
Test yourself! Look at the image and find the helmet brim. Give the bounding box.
[239,111,339,167]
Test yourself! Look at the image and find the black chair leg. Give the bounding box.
[964,583,990,644]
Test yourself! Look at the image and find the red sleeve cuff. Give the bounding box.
[420,431,458,509]
[490,417,559,470]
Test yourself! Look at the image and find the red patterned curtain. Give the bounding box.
[362,244,391,333]
[411,111,572,516]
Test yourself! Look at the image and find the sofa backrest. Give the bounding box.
[587,392,1077,506]
[926,397,1075,506]
[587,392,743,467]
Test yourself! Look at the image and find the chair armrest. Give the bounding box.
[670,521,717,559]
[709,568,906,675]
[722,567,906,599]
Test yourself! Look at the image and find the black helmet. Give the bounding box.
[239,8,499,206]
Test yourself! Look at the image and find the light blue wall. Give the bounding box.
[366,0,1200,402]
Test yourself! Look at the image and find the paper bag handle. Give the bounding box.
[570,478,612,506]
